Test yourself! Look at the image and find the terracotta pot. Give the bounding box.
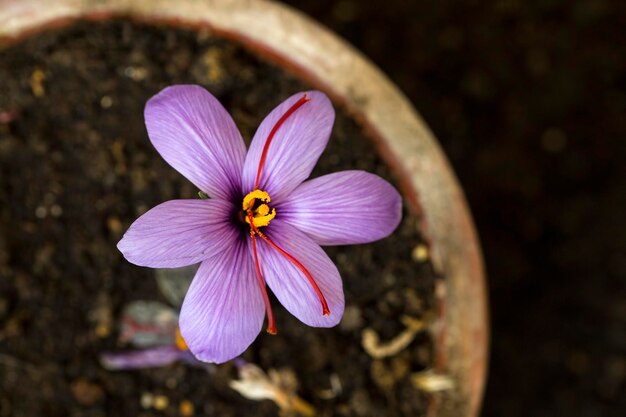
[0,1,489,416]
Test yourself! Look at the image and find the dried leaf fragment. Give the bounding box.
[230,363,315,416]
[412,370,455,392]
[361,316,425,359]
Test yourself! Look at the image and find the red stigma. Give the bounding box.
[252,224,331,317]
[247,92,330,326]
[248,212,277,335]
[254,93,310,190]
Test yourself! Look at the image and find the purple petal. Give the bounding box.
[100,346,182,370]
[118,199,238,268]
[242,91,335,202]
[254,219,344,327]
[278,170,402,245]
[179,239,265,363]
[178,350,217,372]
[145,85,246,201]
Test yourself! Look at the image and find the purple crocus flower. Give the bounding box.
[118,85,402,363]
[100,345,203,370]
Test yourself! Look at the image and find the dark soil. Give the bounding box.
[0,21,438,417]
[281,1,626,417]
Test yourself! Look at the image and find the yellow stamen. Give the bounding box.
[242,189,271,211]
[175,327,188,351]
[256,204,270,216]
[243,190,276,228]
[246,208,276,228]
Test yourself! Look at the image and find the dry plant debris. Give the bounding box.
[411,369,455,393]
[229,362,315,416]
[317,373,343,399]
[361,316,425,359]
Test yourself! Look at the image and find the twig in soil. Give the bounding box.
[361,316,425,359]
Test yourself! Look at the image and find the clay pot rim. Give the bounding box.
[0,1,489,416]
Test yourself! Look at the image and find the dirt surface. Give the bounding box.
[0,21,438,417]
[281,1,626,416]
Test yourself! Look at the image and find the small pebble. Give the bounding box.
[95,323,110,338]
[412,244,429,262]
[71,379,104,406]
[140,392,153,409]
[124,66,148,81]
[201,48,225,83]
[179,400,194,416]
[35,206,47,219]
[153,395,169,410]
[107,216,123,234]
[50,205,63,217]
[30,68,46,97]
[340,305,363,331]
[100,96,113,108]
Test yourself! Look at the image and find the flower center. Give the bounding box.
[242,189,276,229]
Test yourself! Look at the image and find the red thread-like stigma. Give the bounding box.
[253,226,330,316]
[248,212,277,335]
[254,93,310,190]
[247,92,329,321]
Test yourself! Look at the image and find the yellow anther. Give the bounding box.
[175,327,188,351]
[256,204,270,216]
[242,189,276,229]
[242,189,270,211]
[245,207,276,228]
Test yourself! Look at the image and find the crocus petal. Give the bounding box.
[254,220,344,327]
[118,199,238,268]
[242,91,335,202]
[278,170,402,245]
[180,239,265,363]
[100,346,182,370]
[145,85,246,201]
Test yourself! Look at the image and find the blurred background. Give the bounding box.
[281,1,625,416]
